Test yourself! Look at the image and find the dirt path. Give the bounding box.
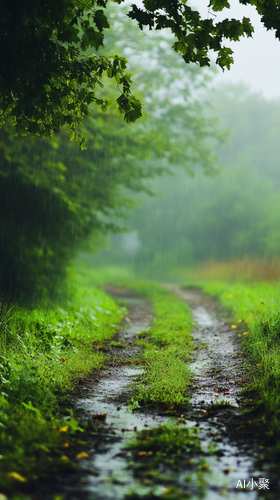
[168,286,267,498]
[42,286,269,500]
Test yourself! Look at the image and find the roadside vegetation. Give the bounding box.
[190,278,280,463]
[0,278,125,497]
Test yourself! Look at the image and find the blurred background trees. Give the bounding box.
[0,5,220,300]
[92,83,280,280]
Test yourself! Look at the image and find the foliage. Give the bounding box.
[102,5,222,175]
[0,5,222,301]
[126,282,193,405]
[0,95,167,299]
[2,0,280,139]
[0,278,124,493]
[0,0,142,144]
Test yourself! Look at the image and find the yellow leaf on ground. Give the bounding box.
[0,494,8,500]
[58,425,69,433]
[7,472,26,482]
[231,325,237,329]
[76,452,90,459]
[60,455,69,460]
[224,467,234,474]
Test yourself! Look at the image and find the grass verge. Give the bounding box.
[0,280,125,498]
[125,282,194,406]
[191,281,280,461]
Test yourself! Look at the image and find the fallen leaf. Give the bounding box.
[7,472,27,482]
[76,452,90,459]
[61,357,69,363]
[60,455,69,460]
[58,425,69,433]
[201,464,211,470]
[0,494,8,500]
[241,380,247,383]
[265,430,273,436]
[231,325,237,329]
[232,354,237,357]
[224,467,234,474]
[63,442,70,448]
[256,363,261,367]
[92,413,107,421]
[137,451,153,456]
[243,332,248,335]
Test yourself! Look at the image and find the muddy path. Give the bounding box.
[36,286,269,500]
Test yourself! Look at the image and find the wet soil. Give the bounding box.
[31,286,270,500]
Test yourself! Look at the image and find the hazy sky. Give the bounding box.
[194,1,280,99]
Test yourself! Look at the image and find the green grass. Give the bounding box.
[125,421,202,466]
[126,282,194,406]
[0,279,125,497]
[192,281,280,460]
[124,421,212,500]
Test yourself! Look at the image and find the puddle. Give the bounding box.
[71,288,265,500]
[74,295,167,499]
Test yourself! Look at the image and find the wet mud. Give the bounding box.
[35,286,270,500]
[168,287,267,499]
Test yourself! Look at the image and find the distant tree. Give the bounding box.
[1,0,279,141]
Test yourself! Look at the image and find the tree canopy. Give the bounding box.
[1,0,280,140]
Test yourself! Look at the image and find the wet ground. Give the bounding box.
[36,286,270,499]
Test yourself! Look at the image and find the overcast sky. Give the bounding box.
[194,0,280,99]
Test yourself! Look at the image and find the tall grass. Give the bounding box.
[179,257,280,283]
[0,279,125,495]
